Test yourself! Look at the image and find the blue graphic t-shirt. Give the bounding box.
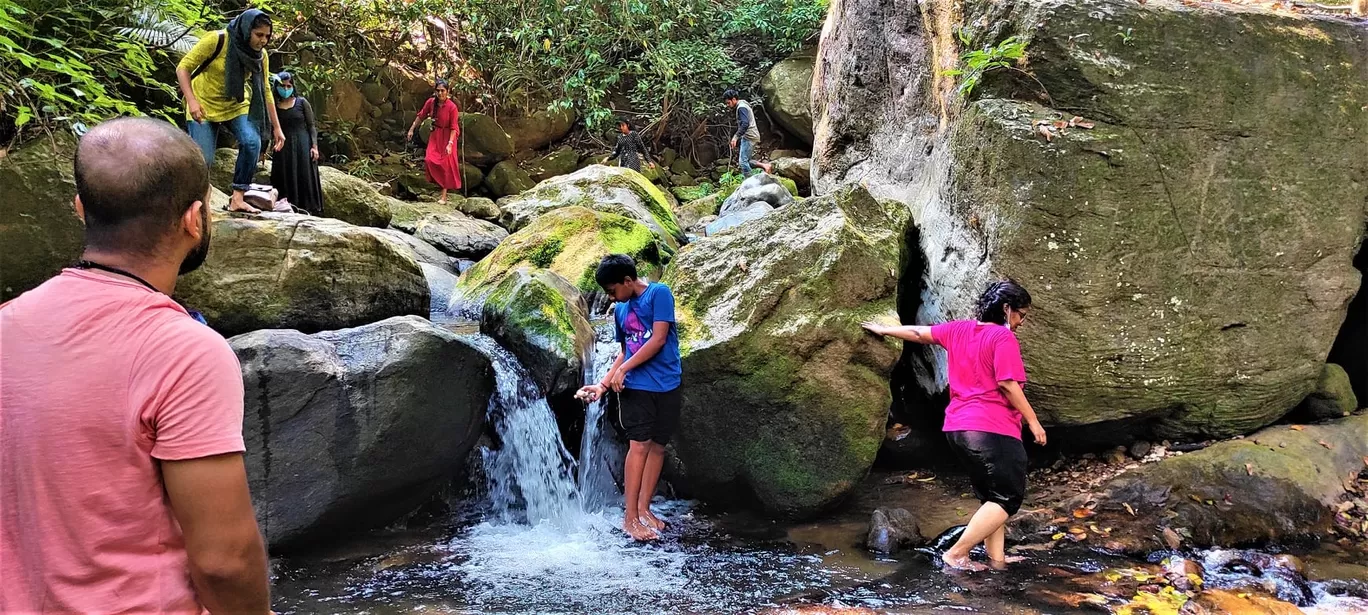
[614,282,682,392]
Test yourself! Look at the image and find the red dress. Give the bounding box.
[419,97,462,190]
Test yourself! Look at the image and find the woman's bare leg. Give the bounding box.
[943,502,1008,571]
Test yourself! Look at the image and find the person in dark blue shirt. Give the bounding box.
[576,254,681,541]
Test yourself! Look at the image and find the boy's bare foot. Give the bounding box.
[759,161,773,174]
[943,551,987,572]
[623,518,659,542]
[639,510,666,532]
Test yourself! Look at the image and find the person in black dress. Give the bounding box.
[269,71,323,215]
[603,118,655,173]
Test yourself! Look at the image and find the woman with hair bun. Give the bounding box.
[863,279,1045,571]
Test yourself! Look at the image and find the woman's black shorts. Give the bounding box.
[946,430,1028,516]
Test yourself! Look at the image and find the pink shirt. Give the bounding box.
[931,320,1028,440]
[1,270,246,613]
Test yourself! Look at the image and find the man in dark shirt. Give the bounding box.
[724,89,771,176]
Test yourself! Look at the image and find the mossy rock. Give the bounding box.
[501,106,576,152]
[1088,413,1368,553]
[669,156,698,177]
[484,160,537,197]
[387,198,456,233]
[176,212,428,337]
[0,134,84,302]
[523,146,580,182]
[760,48,815,145]
[478,267,593,396]
[676,194,723,233]
[459,206,669,297]
[461,163,485,189]
[459,113,515,166]
[664,184,908,516]
[1290,363,1358,421]
[457,196,501,221]
[318,165,394,227]
[935,95,1365,439]
[497,164,685,247]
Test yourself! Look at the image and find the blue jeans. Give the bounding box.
[738,138,756,176]
[188,114,260,192]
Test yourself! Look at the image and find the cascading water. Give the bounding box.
[466,334,580,525]
[576,322,626,513]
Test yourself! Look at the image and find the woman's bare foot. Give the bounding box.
[943,551,987,572]
[227,192,261,214]
[987,556,1024,571]
[639,510,666,532]
[438,189,448,204]
[623,518,660,542]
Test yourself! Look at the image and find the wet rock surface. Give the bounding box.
[232,316,493,550]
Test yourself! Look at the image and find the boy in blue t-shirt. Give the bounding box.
[575,254,681,541]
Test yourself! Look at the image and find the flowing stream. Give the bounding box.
[269,329,1368,614]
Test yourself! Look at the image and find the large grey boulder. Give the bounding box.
[812,0,1368,439]
[666,185,906,516]
[233,316,494,550]
[413,212,508,259]
[477,267,593,397]
[0,134,83,302]
[318,165,394,227]
[760,49,816,145]
[364,227,460,274]
[719,173,795,217]
[705,203,774,236]
[176,212,428,337]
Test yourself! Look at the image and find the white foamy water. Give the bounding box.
[576,322,625,512]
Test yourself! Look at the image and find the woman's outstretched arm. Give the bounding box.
[862,322,937,345]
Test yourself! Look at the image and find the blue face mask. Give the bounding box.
[275,86,294,99]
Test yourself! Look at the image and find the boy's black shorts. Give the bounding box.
[619,387,682,444]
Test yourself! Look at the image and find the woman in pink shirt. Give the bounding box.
[864,280,1046,571]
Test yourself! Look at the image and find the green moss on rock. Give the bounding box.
[459,206,667,297]
[664,184,908,516]
[497,165,685,247]
[480,267,593,395]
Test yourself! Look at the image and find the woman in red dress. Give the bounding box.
[406,79,462,203]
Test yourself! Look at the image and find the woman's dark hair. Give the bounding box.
[595,254,640,288]
[250,13,273,30]
[434,79,449,90]
[616,117,631,129]
[974,279,1032,324]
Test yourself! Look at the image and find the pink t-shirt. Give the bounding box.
[1,269,246,613]
[931,320,1029,440]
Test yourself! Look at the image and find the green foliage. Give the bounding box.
[1,0,212,137]
[263,0,826,145]
[943,31,1028,97]
[715,169,746,200]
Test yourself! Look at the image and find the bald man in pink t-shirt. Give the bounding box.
[1,118,269,613]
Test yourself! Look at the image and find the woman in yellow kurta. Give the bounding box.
[175,9,284,213]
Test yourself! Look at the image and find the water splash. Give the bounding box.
[577,322,624,513]
[465,335,579,525]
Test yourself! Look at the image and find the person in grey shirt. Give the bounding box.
[724,89,772,176]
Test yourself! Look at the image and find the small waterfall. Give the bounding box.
[577,322,626,512]
[466,335,580,525]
